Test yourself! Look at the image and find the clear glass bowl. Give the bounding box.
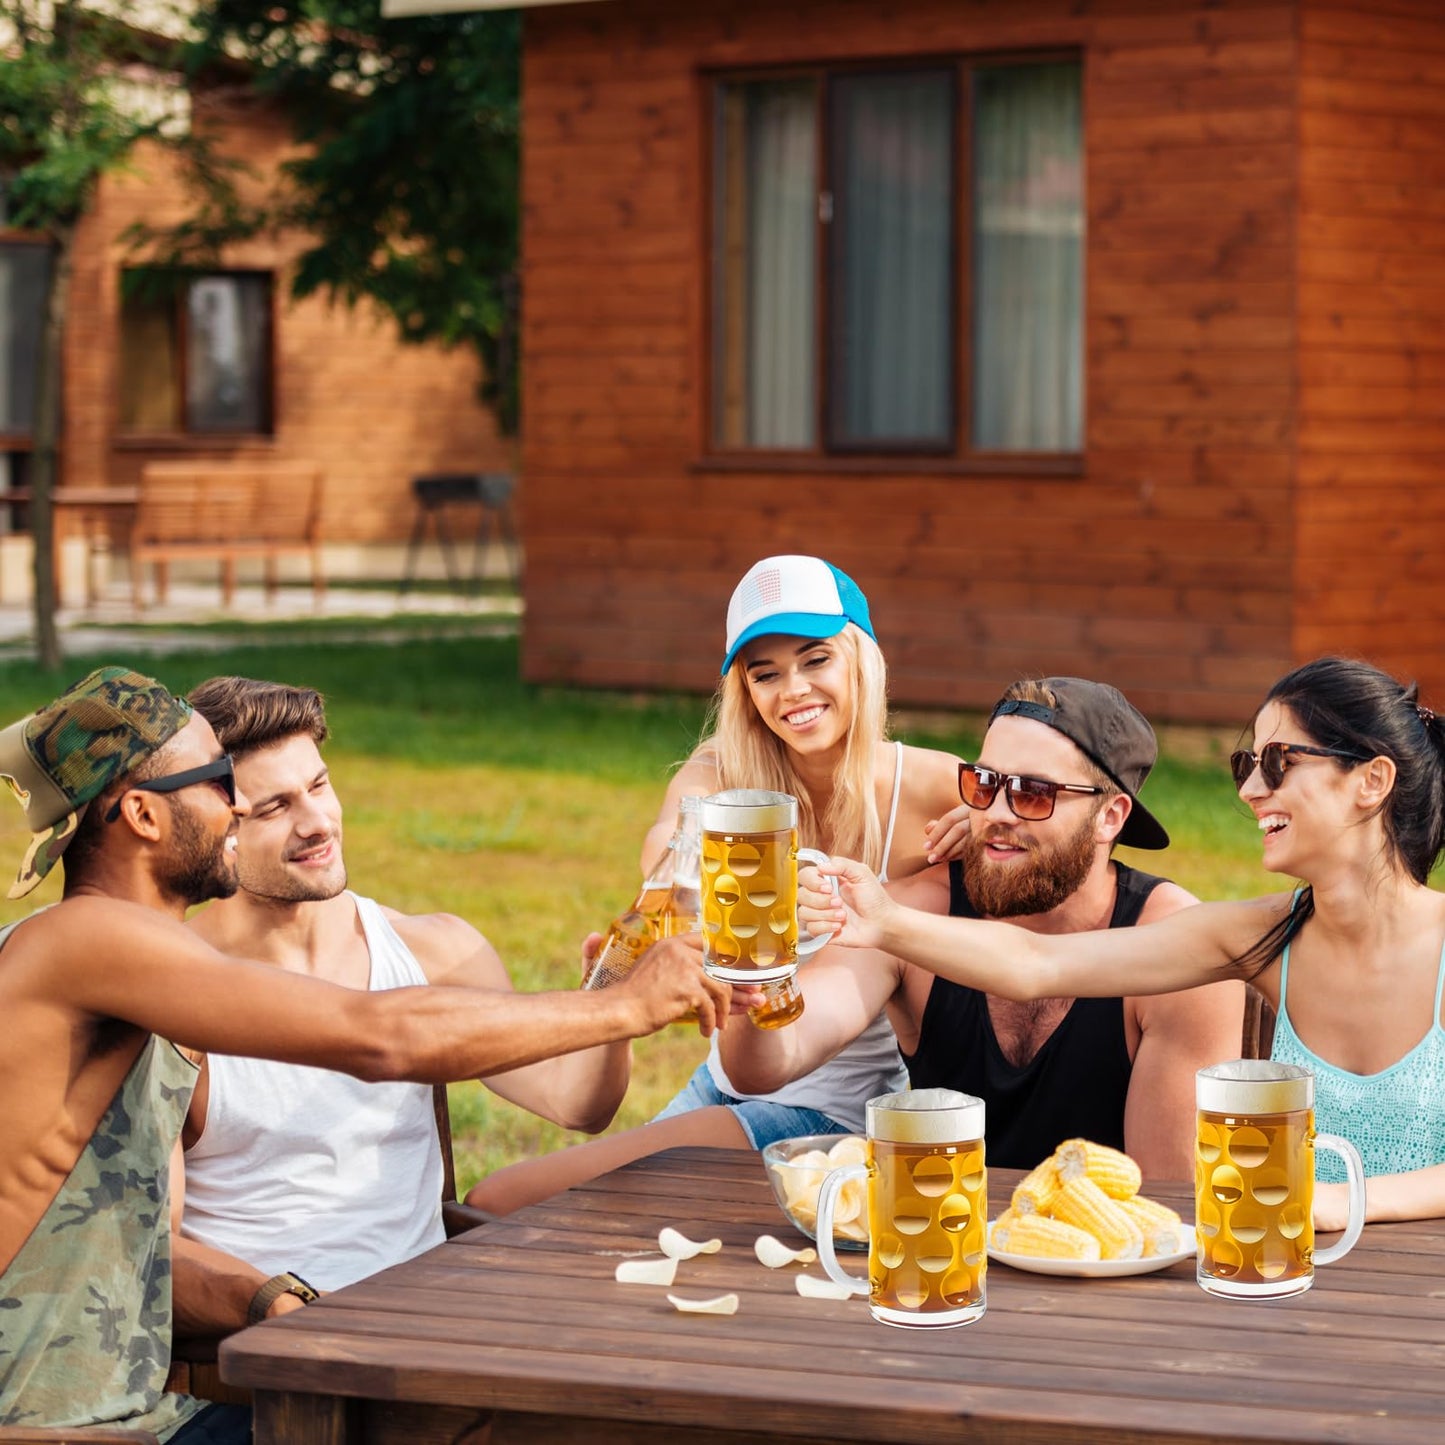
[761,1133,869,1253]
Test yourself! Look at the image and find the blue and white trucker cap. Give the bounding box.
[722,556,875,675]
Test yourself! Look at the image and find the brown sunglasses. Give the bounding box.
[1229,742,1368,793]
[958,762,1104,822]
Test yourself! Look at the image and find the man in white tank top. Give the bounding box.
[174,678,659,1332]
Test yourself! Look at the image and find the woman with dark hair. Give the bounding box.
[804,656,1445,1226]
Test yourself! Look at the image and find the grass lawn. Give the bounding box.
[0,630,1276,1193]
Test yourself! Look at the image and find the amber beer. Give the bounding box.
[816,1089,987,1329]
[1195,1061,1365,1300]
[699,791,834,1029]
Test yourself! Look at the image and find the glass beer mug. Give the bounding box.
[815,1088,987,1329]
[699,790,836,1029]
[1195,1060,1366,1300]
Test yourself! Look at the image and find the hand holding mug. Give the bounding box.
[799,855,894,951]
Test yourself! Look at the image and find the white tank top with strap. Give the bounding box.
[181,893,446,1290]
[1270,893,1445,1183]
[705,740,910,1133]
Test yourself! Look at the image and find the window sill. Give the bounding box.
[690,453,1084,478]
[112,434,277,452]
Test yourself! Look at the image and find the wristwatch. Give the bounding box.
[247,1271,320,1325]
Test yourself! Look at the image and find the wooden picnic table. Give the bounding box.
[220,1147,1445,1445]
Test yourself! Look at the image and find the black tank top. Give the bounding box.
[900,860,1165,1169]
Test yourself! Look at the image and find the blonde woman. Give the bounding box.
[467,555,961,1214]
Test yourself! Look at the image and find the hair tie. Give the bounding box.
[1419,705,1437,726]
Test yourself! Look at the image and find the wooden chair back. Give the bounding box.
[1241,983,1278,1060]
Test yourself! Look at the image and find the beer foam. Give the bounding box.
[867,1088,985,1145]
[1197,1060,1313,1115]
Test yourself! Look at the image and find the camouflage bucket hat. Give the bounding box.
[0,666,192,898]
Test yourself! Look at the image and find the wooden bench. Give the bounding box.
[132,460,325,609]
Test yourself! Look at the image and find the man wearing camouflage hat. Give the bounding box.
[721,676,1244,1178]
[0,667,740,1442]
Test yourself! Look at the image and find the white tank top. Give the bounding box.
[706,742,910,1132]
[181,893,446,1290]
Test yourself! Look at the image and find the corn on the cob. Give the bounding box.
[1118,1195,1184,1257]
[1010,1155,1063,1216]
[992,1213,1102,1261]
[1050,1175,1143,1260]
[1056,1138,1142,1201]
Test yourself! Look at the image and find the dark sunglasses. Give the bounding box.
[1229,742,1368,793]
[958,762,1105,823]
[105,754,237,823]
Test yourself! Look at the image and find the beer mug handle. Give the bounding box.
[796,847,840,959]
[1313,1132,1367,1265]
[814,1163,869,1296]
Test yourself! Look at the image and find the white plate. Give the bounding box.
[986,1221,1197,1278]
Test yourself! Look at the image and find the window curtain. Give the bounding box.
[831,71,954,448]
[714,79,817,449]
[0,244,51,436]
[972,63,1083,452]
[187,275,271,433]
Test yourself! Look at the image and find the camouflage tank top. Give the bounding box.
[0,921,204,1439]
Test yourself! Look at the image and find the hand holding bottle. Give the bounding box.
[617,934,748,1036]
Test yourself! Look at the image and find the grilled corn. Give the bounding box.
[1118,1195,1184,1257]
[1050,1175,1143,1260]
[1010,1155,1063,1216]
[1056,1138,1142,1201]
[992,1213,1102,1261]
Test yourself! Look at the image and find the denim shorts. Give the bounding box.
[651,1062,849,1149]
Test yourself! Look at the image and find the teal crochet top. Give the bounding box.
[1270,898,1445,1184]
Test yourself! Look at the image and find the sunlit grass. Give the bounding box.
[1,630,1282,1191]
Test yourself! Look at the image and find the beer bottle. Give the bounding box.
[584,797,702,990]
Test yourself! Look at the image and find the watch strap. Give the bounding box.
[247,1271,319,1326]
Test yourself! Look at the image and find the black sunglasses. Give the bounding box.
[105,754,237,823]
[1229,742,1368,793]
[958,762,1105,823]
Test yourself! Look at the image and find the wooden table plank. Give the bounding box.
[223,1149,1445,1445]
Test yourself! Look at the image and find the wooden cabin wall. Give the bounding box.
[1296,1,1445,706]
[65,98,506,545]
[520,0,1303,724]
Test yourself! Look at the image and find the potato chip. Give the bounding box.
[836,1216,869,1243]
[753,1234,817,1269]
[658,1227,723,1261]
[832,1178,866,1225]
[789,1149,833,1170]
[613,1257,678,1286]
[667,1292,739,1315]
[825,1136,867,1167]
[795,1275,855,1301]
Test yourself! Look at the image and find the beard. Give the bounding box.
[161,796,238,907]
[960,807,1099,919]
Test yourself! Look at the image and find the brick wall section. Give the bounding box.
[63,96,509,545]
[520,0,1301,724]
[1296,0,1445,706]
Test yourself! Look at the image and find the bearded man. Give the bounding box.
[720,677,1244,1177]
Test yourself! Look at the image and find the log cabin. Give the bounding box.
[391,0,1445,723]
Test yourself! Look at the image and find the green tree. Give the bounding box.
[177,1,520,431]
[0,1,204,667]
